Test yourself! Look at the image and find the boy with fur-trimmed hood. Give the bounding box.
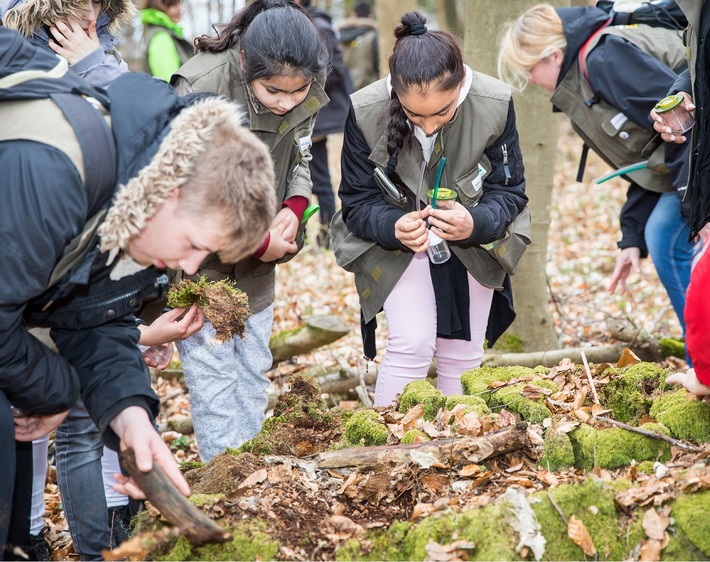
[3,0,135,87]
[0,27,275,558]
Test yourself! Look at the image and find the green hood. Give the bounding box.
[140,8,184,38]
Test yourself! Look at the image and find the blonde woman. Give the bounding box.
[498,3,694,348]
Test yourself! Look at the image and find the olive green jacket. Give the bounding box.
[551,25,685,193]
[333,74,530,323]
[171,48,329,313]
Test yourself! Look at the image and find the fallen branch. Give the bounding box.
[316,422,528,469]
[483,344,654,368]
[121,448,232,546]
[595,416,703,453]
[269,315,350,366]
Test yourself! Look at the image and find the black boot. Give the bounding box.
[107,505,133,546]
[29,527,52,561]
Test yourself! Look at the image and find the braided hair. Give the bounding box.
[385,11,464,177]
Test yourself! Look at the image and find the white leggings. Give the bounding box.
[374,252,494,407]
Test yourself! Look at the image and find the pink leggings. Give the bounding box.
[374,252,494,407]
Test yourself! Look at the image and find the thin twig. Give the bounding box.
[595,416,703,452]
[580,351,600,405]
[546,492,568,526]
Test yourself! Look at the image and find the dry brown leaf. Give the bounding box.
[537,470,560,487]
[639,539,662,562]
[455,410,482,436]
[459,463,482,477]
[555,420,579,434]
[617,348,641,368]
[505,462,524,473]
[642,507,667,540]
[568,515,597,556]
[572,408,590,422]
[402,403,425,431]
[571,386,588,409]
[590,404,611,418]
[238,467,268,490]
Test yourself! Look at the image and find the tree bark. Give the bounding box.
[374,0,417,77]
[436,0,462,39]
[269,315,350,366]
[121,448,232,546]
[316,422,529,469]
[464,1,568,351]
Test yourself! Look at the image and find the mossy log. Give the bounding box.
[269,315,350,366]
[316,422,528,469]
[483,344,654,368]
[158,416,194,435]
[121,448,232,546]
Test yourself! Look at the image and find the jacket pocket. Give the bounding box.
[480,206,532,276]
[455,162,487,207]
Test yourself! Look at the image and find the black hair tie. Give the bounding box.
[386,155,398,175]
[409,23,427,36]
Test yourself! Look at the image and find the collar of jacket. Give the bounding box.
[3,0,136,37]
[98,95,249,260]
[140,8,185,38]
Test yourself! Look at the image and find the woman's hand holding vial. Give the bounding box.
[652,92,695,144]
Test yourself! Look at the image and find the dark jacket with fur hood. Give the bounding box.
[3,0,135,87]
[0,29,258,450]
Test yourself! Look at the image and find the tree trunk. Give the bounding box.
[316,422,529,469]
[436,0,462,39]
[269,315,350,366]
[463,1,567,352]
[374,0,416,77]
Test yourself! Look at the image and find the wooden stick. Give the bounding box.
[580,351,600,405]
[121,449,232,546]
[595,416,703,452]
[546,492,568,526]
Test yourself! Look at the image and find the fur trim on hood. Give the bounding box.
[3,0,136,36]
[98,97,250,257]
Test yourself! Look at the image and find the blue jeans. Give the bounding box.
[176,305,273,462]
[55,401,111,560]
[645,192,695,353]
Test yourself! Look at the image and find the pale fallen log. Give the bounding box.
[158,416,194,435]
[482,344,654,368]
[269,315,350,366]
[316,422,528,469]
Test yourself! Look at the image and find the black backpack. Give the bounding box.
[595,0,687,30]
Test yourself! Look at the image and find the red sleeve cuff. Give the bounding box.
[252,232,271,259]
[282,196,309,224]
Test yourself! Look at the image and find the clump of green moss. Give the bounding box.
[487,380,556,424]
[445,394,491,416]
[167,276,249,342]
[159,520,280,561]
[650,389,710,443]
[531,479,644,561]
[398,380,445,420]
[569,423,671,470]
[669,490,710,557]
[658,337,686,359]
[179,460,204,472]
[540,430,575,471]
[636,460,655,474]
[460,365,539,398]
[401,429,429,444]
[492,332,524,353]
[600,362,666,424]
[344,409,389,447]
[233,375,342,456]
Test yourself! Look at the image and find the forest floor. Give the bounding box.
[38,119,706,561]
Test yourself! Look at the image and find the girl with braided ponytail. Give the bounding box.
[168,0,330,461]
[333,11,530,406]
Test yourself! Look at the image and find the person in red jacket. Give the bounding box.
[666,243,710,395]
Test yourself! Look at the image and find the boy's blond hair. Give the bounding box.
[497,3,567,92]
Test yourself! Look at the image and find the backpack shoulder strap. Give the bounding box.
[577,18,612,88]
[45,93,117,289]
